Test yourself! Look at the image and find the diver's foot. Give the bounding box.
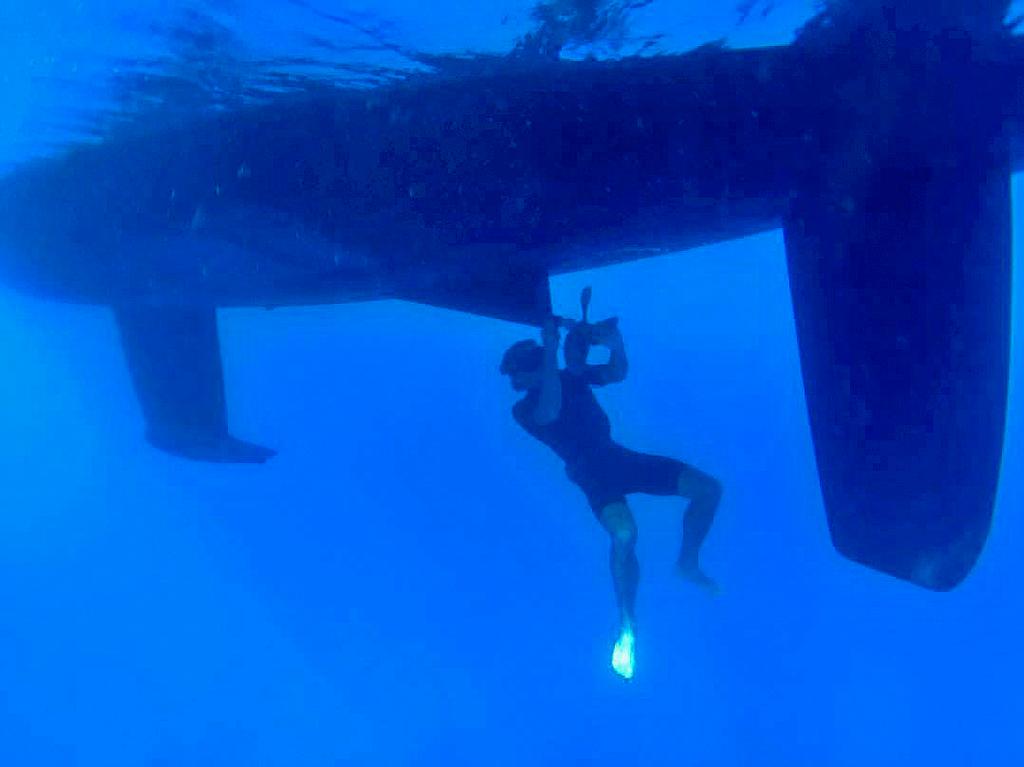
[676,560,720,596]
[611,625,636,680]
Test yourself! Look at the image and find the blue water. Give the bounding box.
[0,2,1022,765]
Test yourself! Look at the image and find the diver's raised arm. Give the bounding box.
[585,321,628,384]
[603,323,628,383]
[533,316,562,424]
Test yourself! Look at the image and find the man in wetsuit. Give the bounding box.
[500,316,721,679]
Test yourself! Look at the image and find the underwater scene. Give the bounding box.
[0,1,1022,764]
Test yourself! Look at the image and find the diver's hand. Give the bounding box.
[592,318,622,347]
[541,315,560,349]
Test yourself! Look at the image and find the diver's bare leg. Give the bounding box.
[599,501,639,630]
[675,467,722,593]
[599,502,639,678]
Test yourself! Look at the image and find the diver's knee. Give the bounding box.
[704,476,723,504]
[602,507,637,547]
[615,523,637,548]
[678,469,722,504]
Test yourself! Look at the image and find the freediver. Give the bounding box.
[500,290,721,680]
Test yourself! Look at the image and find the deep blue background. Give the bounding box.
[0,2,1022,765]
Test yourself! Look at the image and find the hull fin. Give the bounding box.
[115,305,275,463]
[784,139,1011,590]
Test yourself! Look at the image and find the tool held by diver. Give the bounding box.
[559,286,618,343]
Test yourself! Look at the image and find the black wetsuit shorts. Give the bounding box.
[565,445,687,515]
